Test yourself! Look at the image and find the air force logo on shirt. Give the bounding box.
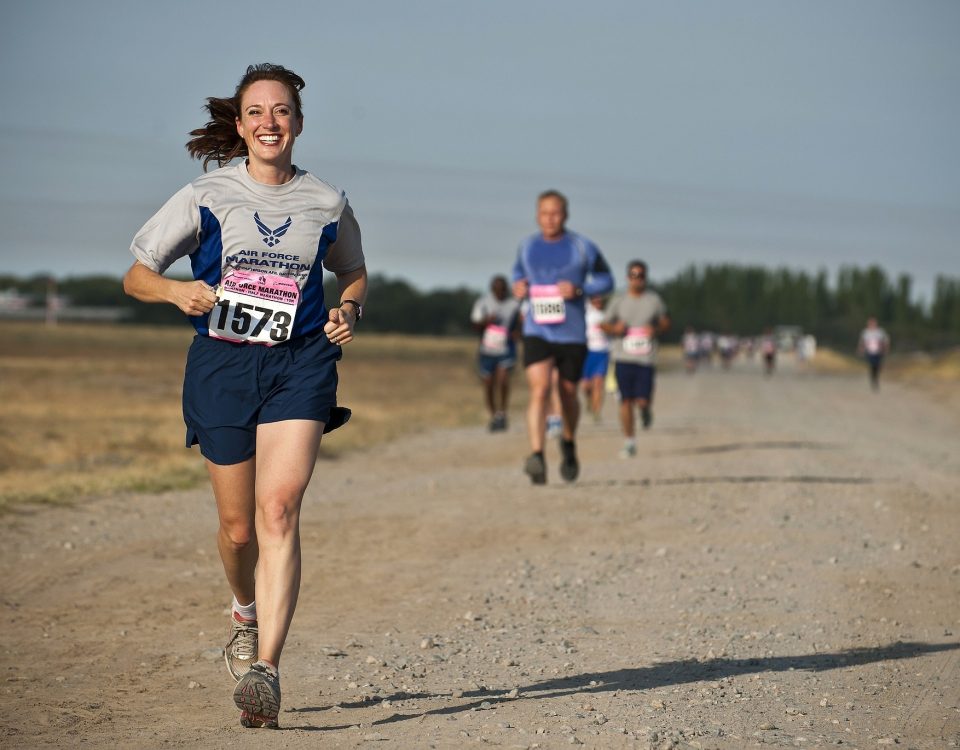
[254,212,293,247]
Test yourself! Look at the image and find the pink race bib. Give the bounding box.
[529,285,566,324]
[622,325,654,356]
[209,270,300,346]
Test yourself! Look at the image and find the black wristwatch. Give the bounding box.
[340,299,363,321]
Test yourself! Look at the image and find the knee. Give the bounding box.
[219,517,256,551]
[257,489,303,538]
[528,382,550,403]
[558,380,578,400]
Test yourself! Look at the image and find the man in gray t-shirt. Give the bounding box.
[601,260,670,457]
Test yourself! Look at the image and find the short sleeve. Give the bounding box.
[470,297,487,324]
[129,184,201,274]
[656,292,668,318]
[602,296,620,324]
[323,201,365,275]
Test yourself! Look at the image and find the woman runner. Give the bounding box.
[123,63,367,729]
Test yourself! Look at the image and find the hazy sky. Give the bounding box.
[2,1,958,300]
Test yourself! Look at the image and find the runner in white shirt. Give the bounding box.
[682,326,700,374]
[717,333,738,369]
[471,276,521,431]
[123,64,367,729]
[857,317,890,391]
[580,296,611,422]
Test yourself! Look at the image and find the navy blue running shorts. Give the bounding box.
[615,362,655,401]
[182,331,342,465]
[477,351,516,378]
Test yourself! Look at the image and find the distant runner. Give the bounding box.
[601,260,670,458]
[581,295,611,423]
[699,331,716,367]
[471,275,521,431]
[857,317,890,391]
[682,326,700,374]
[760,328,777,376]
[718,333,738,369]
[512,190,614,484]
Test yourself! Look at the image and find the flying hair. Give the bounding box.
[185,63,306,171]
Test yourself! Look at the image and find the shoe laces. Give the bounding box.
[228,620,258,660]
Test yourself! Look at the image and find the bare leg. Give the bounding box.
[253,419,325,667]
[589,375,605,416]
[206,458,258,606]
[557,376,580,441]
[548,367,562,422]
[620,398,636,439]
[495,367,511,413]
[481,373,495,417]
[525,360,553,453]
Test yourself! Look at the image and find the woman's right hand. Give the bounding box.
[123,261,216,315]
[171,280,218,316]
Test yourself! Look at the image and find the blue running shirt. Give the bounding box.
[511,232,613,344]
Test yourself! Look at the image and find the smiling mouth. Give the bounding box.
[257,135,280,145]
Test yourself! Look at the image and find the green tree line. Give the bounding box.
[2,265,958,350]
[659,264,960,350]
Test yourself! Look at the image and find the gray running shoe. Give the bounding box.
[524,453,547,485]
[559,439,579,483]
[234,662,281,729]
[224,616,258,682]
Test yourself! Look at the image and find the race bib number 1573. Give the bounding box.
[208,270,300,346]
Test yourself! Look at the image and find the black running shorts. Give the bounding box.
[522,336,588,383]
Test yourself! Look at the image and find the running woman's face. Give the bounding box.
[236,80,303,176]
[536,197,567,241]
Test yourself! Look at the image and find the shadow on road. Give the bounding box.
[658,440,838,456]
[577,474,881,488]
[285,640,957,731]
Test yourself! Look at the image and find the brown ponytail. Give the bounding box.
[185,63,306,171]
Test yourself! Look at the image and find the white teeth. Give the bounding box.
[259,135,279,143]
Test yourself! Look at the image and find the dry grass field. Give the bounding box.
[0,322,487,510]
[1,320,954,510]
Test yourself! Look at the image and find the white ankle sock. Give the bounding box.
[232,597,257,621]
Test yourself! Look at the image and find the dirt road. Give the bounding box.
[3,357,958,749]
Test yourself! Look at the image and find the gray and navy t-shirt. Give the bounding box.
[604,290,667,365]
[130,162,364,338]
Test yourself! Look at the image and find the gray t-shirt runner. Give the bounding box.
[470,294,521,356]
[603,290,667,365]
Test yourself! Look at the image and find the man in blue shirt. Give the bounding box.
[512,190,614,484]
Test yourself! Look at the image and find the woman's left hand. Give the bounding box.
[324,306,356,345]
